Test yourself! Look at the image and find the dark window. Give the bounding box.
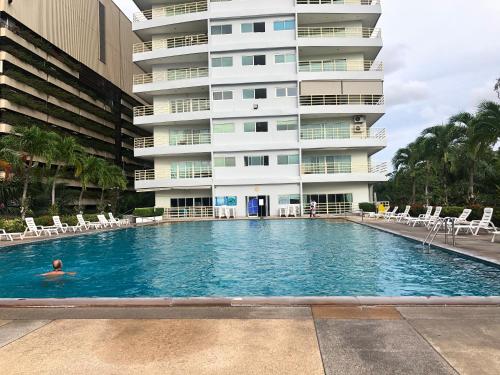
[254,22,266,32]
[98,2,106,63]
[263,156,269,165]
[255,88,267,99]
[256,122,268,132]
[254,55,266,65]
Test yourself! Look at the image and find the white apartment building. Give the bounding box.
[131,0,387,218]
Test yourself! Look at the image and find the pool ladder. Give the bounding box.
[422,217,456,249]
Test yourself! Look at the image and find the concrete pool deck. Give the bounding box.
[0,306,499,374]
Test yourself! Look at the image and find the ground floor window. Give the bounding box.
[303,194,353,214]
[215,196,237,206]
[278,194,300,205]
[170,197,212,207]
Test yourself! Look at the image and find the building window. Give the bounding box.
[98,2,106,63]
[275,53,296,64]
[243,88,267,99]
[278,194,301,205]
[215,196,237,206]
[212,56,233,67]
[273,20,295,31]
[214,156,236,167]
[213,90,233,100]
[242,55,266,66]
[213,123,235,133]
[241,22,266,33]
[276,87,297,97]
[244,155,269,166]
[277,154,299,165]
[244,121,268,132]
[171,197,213,207]
[211,24,233,35]
[277,119,298,131]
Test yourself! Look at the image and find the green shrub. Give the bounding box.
[358,202,376,212]
[441,206,466,218]
[60,215,78,226]
[0,218,25,233]
[34,215,55,226]
[410,204,426,216]
[134,207,164,217]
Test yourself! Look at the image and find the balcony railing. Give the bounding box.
[297,0,380,5]
[300,127,386,140]
[164,206,214,218]
[297,27,381,38]
[134,133,211,149]
[134,137,155,149]
[133,99,210,117]
[301,162,388,175]
[300,95,384,106]
[298,60,383,72]
[135,166,213,181]
[133,67,209,85]
[133,1,208,22]
[133,34,208,54]
[302,202,354,215]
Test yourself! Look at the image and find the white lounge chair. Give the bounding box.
[455,208,497,235]
[424,206,443,228]
[279,205,288,217]
[216,206,227,219]
[76,214,101,230]
[52,216,82,233]
[97,214,112,228]
[391,205,411,222]
[107,213,122,227]
[24,217,59,237]
[109,213,129,226]
[0,229,24,241]
[225,206,236,219]
[383,206,399,221]
[405,206,433,226]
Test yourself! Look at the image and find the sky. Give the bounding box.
[112,0,500,163]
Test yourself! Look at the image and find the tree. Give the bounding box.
[96,163,127,211]
[0,126,59,218]
[495,78,500,99]
[74,155,101,210]
[46,136,84,209]
[392,142,422,204]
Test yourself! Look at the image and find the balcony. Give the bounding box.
[134,133,212,157]
[133,67,210,96]
[133,67,209,85]
[300,127,386,152]
[297,0,380,5]
[133,99,211,127]
[297,27,381,39]
[300,94,384,106]
[133,1,208,22]
[299,59,383,80]
[133,34,208,54]
[134,166,213,190]
[301,161,388,182]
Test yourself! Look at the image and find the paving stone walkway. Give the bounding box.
[0,306,499,374]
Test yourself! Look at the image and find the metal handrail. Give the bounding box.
[135,166,212,181]
[302,202,354,215]
[133,99,210,117]
[300,95,384,106]
[298,60,383,72]
[133,34,208,54]
[133,1,208,22]
[164,206,214,219]
[297,27,381,38]
[297,0,380,4]
[133,67,209,85]
[300,127,386,140]
[301,162,388,174]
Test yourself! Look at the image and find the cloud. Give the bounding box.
[381,43,408,75]
[385,80,430,107]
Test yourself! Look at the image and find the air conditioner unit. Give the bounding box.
[353,115,365,124]
[353,125,363,133]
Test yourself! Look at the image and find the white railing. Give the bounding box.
[297,0,380,5]
[134,137,155,149]
[302,202,354,215]
[133,34,208,54]
[301,162,388,174]
[300,95,384,106]
[298,60,383,72]
[135,166,212,181]
[133,99,210,117]
[133,67,209,85]
[300,127,386,140]
[164,206,214,218]
[134,133,211,148]
[297,27,381,38]
[133,1,208,22]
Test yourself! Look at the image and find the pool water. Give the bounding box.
[0,220,499,298]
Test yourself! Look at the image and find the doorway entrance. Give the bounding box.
[246,195,270,217]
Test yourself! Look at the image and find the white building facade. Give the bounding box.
[131,0,387,218]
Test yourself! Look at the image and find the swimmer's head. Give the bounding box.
[52,259,62,270]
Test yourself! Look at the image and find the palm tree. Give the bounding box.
[46,136,84,208]
[475,101,500,143]
[96,163,127,210]
[74,155,101,210]
[392,142,422,204]
[420,123,464,205]
[0,126,59,218]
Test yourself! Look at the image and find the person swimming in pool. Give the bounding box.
[40,260,76,277]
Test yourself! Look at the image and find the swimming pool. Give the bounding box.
[0,220,499,298]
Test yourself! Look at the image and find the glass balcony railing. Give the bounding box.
[133,1,208,22]
[298,60,383,72]
[133,99,210,117]
[300,95,384,106]
[133,67,209,85]
[297,27,381,38]
[133,34,208,54]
